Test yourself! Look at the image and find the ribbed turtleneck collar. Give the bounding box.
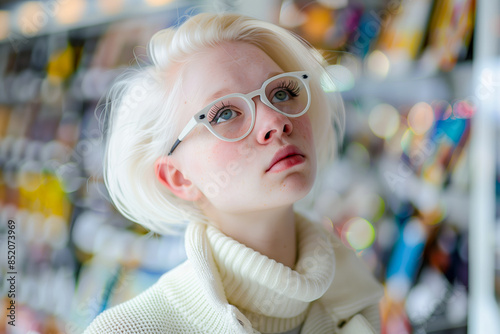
[206,212,336,333]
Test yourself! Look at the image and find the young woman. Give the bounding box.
[84,12,383,334]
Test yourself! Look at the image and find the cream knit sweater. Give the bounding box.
[84,213,383,334]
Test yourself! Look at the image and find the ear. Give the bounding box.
[154,157,202,202]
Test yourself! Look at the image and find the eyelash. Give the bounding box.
[208,101,236,123]
[276,80,301,97]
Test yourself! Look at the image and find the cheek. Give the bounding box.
[293,116,314,146]
[207,141,243,170]
[183,129,249,184]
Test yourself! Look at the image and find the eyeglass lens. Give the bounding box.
[205,74,309,140]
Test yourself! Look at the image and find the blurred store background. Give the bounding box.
[0,0,498,333]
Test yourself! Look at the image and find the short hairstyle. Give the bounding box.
[102,12,344,234]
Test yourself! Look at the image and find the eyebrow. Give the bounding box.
[204,71,284,105]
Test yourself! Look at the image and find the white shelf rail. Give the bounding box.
[469,0,500,332]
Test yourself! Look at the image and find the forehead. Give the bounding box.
[181,42,284,100]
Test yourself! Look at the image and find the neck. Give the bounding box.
[203,205,297,268]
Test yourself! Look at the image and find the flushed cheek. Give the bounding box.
[195,141,257,203]
[207,141,245,171]
[206,141,261,190]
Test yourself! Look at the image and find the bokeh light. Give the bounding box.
[387,274,411,302]
[403,218,427,245]
[17,160,43,192]
[422,203,447,225]
[279,0,307,28]
[55,0,86,25]
[98,0,124,14]
[366,50,390,79]
[144,0,175,6]
[18,1,45,35]
[343,217,376,250]
[408,102,434,135]
[422,163,445,186]
[0,11,10,40]
[324,64,355,92]
[369,103,400,139]
[317,0,348,9]
[302,5,331,40]
[453,99,476,118]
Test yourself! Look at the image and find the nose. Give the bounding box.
[253,97,293,144]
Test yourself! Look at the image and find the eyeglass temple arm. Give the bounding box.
[168,140,181,156]
[168,117,198,156]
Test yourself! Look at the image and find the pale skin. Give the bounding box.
[155,42,317,268]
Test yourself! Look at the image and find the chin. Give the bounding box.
[278,172,315,200]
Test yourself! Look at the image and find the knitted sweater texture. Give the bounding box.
[84,213,383,333]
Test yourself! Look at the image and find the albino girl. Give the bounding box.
[84,12,383,334]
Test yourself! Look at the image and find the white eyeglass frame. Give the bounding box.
[168,71,311,155]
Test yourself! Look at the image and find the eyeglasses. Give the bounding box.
[168,71,311,155]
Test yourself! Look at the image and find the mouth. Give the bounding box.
[266,145,305,173]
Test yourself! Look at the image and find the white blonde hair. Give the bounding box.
[102,12,344,234]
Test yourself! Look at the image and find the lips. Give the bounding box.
[266,145,305,173]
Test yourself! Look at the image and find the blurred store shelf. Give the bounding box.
[0,0,203,45]
[0,2,196,333]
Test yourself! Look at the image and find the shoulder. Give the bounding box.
[83,261,201,334]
